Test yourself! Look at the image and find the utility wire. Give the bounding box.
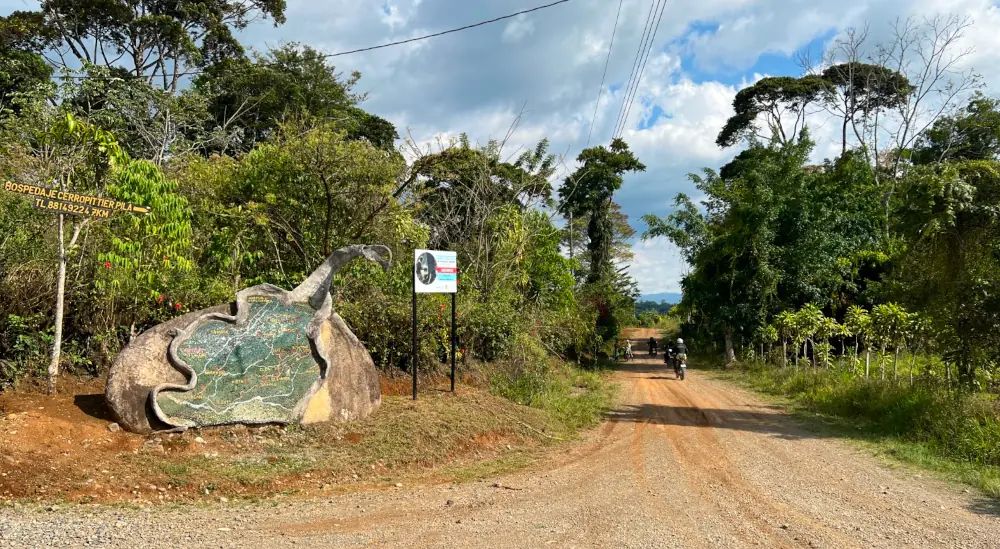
[54,0,572,80]
[612,0,663,139]
[585,0,625,148]
[610,0,657,139]
[616,0,667,139]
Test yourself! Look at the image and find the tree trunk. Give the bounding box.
[782,340,787,368]
[892,346,900,381]
[945,361,951,389]
[46,217,86,395]
[841,115,849,156]
[909,349,918,386]
[724,326,736,365]
[48,214,67,395]
[854,339,860,376]
[864,349,870,378]
[880,346,887,380]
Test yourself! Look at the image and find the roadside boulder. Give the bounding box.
[104,245,390,434]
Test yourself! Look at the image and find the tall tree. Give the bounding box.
[0,13,54,113]
[559,138,644,284]
[15,0,286,92]
[193,43,398,153]
[716,76,831,148]
[821,61,912,155]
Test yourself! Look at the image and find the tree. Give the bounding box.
[844,305,871,375]
[96,159,194,339]
[2,113,128,392]
[794,304,824,368]
[559,138,645,284]
[16,0,286,92]
[911,92,1000,164]
[820,61,912,155]
[716,76,831,148]
[894,160,1000,389]
[870,302,908,380]
[182,121,407,291]
[0,13,54,114]
[774,311,795,367]
[193,43,398,153]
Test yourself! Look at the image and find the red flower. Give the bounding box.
[174,303,182,311]
[157,295,164,303]
[103,261,111,269]
[163,255,169,261]
[440,304,446,309]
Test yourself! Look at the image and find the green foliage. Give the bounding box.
[559,138,645,285]
[716,75,833,147]
[193,43,396,154]
[96,159,195,328]
[912,92,1000,164]
[737,363,1000,471]
[15,0,287,90]
[489,338,614,431]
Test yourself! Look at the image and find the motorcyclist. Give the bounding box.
[669,338,688,373]
[624,339,633,360]
[648,336,657,355]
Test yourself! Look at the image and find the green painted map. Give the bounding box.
[155,295,322,427]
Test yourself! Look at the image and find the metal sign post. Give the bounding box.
[412,249,458,400]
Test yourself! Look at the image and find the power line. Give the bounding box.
[326,0,570,57]
[585,0,625,148]
[612,0,662,139]
[55,0,572,80]
[616,0,667,140]
[611,0,657,139]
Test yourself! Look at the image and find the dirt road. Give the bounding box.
[4,358,1000,548]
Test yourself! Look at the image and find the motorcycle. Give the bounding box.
[674,354,687,380]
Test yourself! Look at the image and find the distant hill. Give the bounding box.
[639,292,682,305]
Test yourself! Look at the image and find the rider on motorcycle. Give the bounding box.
[669,338,688,373]
[648,336,657,355]
[624,339,633,360]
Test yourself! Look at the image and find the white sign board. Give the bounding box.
[414,249,458,294]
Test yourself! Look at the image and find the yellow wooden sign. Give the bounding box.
[3,181,150,218]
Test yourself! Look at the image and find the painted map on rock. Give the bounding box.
[155,295,322,427]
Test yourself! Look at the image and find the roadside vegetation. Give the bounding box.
[650,16,1000,497]
[0,2,635,502]
[0,5,642,395]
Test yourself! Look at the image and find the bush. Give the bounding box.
[489,334,614,431]
[737,362,1000,468]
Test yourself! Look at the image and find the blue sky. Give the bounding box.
[5,0,1000,294]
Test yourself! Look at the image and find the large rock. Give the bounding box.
[104,245,390,434]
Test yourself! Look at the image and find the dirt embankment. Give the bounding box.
[0,376,567,506]
[5,357,1000,548]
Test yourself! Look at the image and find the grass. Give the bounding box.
[702,356,1000,499]
[488,357,617,434]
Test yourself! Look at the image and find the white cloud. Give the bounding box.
[502,14,535,43]
[629,238,687,294]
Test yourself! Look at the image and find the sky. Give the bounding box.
[5,0,1000,296]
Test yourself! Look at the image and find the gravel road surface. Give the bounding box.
[4,357,1000,548]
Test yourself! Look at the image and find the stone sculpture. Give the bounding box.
[105,244,390,434]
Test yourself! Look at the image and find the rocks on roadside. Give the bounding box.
[107,423,121,433]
